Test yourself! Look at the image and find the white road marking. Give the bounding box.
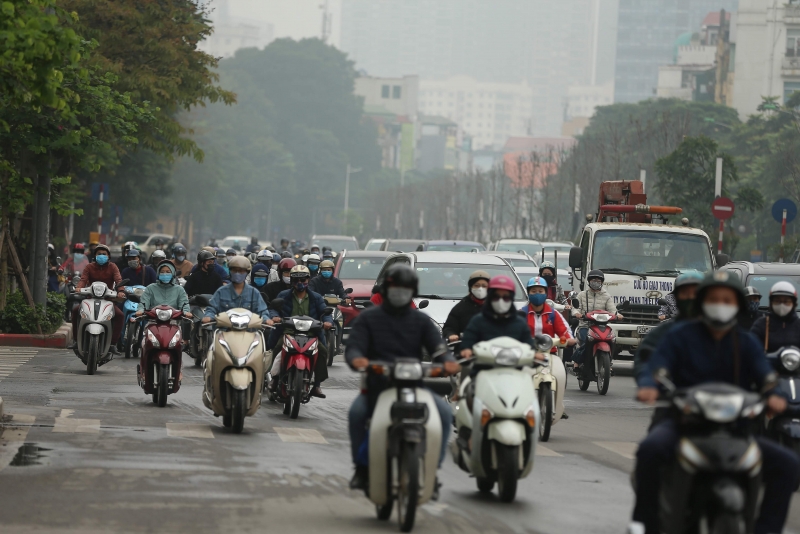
[0,414,36,471]
[166,423,214,439]
[0,349,38,382]
[536,445,563,457]
[59,409,75,418]
[593,441,638,460]
[53,417,100,434]
[274,427,328,444]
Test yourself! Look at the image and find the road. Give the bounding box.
[1,347,798,533]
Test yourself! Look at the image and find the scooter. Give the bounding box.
[530,334,568,442]
[637,371,764,534]
[188,294,213,367]
[121,285,146,359]
[363,359,446,532]
[451,335,551,503]
[202,308,268,433]
[72,279,127,375]
[135,305,184,407]
[764,346,800,455]
[573,297,616,395]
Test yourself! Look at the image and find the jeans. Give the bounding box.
[573,326,589,364]
[349,391,452,467]
[633,419,800,534]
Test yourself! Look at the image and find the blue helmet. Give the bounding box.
[526,276,548,289]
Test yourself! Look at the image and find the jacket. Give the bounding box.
[634,318,679,386]
[78,261,123,290]
[639,320,774,392]
[572,288,617,328]
[461,303,535,351]
[520,302,573,352]
[269,289,332,324]
[191,262,229,281]
[309,275,347,299]
[137,263,190,313]
[442,295,484,340]
[183,267,224,297]
[204,283,269,321]
[120,264,157,287]
[751,311,800,353]
[265,279,292,303]
[171,259,194,278]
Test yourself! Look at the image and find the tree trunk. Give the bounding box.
[33,174,51,307]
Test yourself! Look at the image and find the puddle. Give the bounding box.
[9,443,50,466]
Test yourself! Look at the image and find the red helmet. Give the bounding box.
[488,275,516,293]
[73,243,85,252]
[277,258,297,272]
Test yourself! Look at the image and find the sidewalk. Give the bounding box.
[0,322,71,349]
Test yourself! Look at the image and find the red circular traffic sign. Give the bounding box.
[711,197,735,220]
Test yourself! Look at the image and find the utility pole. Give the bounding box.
[320,0,332,43]
[343,164,361,233]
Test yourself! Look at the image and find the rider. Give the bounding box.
[135,262,191,319]
[345,264,459,490]
[254,250,278,283]
[277,238,292,255]
[201,255,273,325]
[184,250,224,297]
[442,270,490,352]
[114,241,136,272]
[59,243,89,277]
[120,249,157,287]
[170,243,193,278]
[306,253,321,278]
[308,259,347,299]
[149,249,167,269]
[751,281,800,353]
[521,276,575,352]
[268,265,332,399]
[245,236,260,254]
[571,270,622,371]
[538,261,566,304]
[632,271,799,534]
[265,258,296,302]
[741,286,765,330]
[72,244,125,353]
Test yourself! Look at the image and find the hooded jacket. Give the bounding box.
[460,300,535,351]
[572,287,617,328]
[184,264,224,297]
[442,295,484,340]
[137,263,190,313]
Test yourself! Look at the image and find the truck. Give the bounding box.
[567,180,728,358]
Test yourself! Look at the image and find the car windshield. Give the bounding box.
[746,275,800,309]
[364,241,384,251]
[497,242,543,257]
[427,244,485,252]
[338,257,388,280]
[502,257,536,268]
[385,240,423,252]
[592,230,712,274]
[319,238,359,252]
[415,263,526,300]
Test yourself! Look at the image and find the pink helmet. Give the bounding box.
[488,275,516,293]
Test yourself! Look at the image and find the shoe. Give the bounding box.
[431,477,441,501]
[561,412,569,420]
[349,466,368,490]
[311,386,326,399]
[109,346,121,355]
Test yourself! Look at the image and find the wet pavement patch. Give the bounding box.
[9,443,50,466]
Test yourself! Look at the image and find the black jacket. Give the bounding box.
[265,280,292,303]
[309,275,347,299]
[740,309,766,331]
[460,303,535,351]
[751,311,800,353]
[183,268,223,297]
[442,295,484,340]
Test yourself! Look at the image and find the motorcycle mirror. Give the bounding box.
[418,300,429,309]
[323,306,334,316]
[117,278,130,287]
[345,287,354,294]
[362,301,374,309]
[269,298,285,311]
[571,298,580,308]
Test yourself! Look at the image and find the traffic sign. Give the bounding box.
[711,197,735,220]
[772,198,797,223]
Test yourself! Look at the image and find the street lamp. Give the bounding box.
[343,164,362,233]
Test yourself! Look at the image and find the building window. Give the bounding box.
[392,85,402,99]
[785,82,800,103]
[788,30,800,57]
[381,85,390,98]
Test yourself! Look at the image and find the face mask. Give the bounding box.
[528,293,547,306]
[471,287,488,300]
[676,299,694,318]
[95,254,109,265]
[702,303,738,328]
[542,274,555,285]
[772,303,794,317]
[176,255,185,262]
[74,253,85,262]
[127,260,139,269]
[748,301,761,314]
[282,276,291,284]
[492,298,513,315]
[589,280,602,291]
[294,281,308,292]
[386,287,414,307]
[321,270,333,279]
[158,273,173,284]
[216,257,225,265]
[230,272,247,284]
[253,277,267,287]
[309,264,319,272]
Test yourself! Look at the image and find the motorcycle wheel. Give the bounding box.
[124,323,135,359]
[397,442,419,532]
[577,372,590,391]
[231,388,247,433]
[495,443,519,503]
[289,369,303,419]
[596,352,611,396]
[86,336,98,375]
[222,413,232,427]
[539,383,553,442]
[194,331,205,367]
[326,331,335,366]
[710,513,745,534]
[156,365,169,407]
[476,477,494,493]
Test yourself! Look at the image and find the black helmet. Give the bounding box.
[173,243,187,255]
[226,248,237,256]
[280,237,289,244]
[587,269,604,282]
[281,251,293,259]
[197,250,214,263]
[380,264,419,298]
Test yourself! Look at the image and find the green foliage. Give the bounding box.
[0,291,65,334]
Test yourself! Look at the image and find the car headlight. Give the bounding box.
[168,331,181,348]
[490,345,522,366]
[781,349,800,372]
[394,362,423,381]
[694,391,744,423]
[147,330,160,348]
[293,319,313,332]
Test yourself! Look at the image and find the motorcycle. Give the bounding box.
[202,308,268,433]
[572,297,616,395]
[135,305,184,407]
[72,279,128,375]
[323,294,345,365]
[188,294,213,367]
[121,285,146,359]
[530,334,568,442]
[451,335,551,502]
[638,371,765,534]
[363,359,446,532]
[763,346,800,455]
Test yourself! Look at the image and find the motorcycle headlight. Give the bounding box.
[394,362,423,381]
[229,312,251,330]
[781,349,800,372]
[147,329,160,348]
[693,391,744,423]
[156,309,172,322]
[92,283,106,297]
[168,330,181,348]
[292,319,313,332]
[593,313,610,323]
[490,345,522,366]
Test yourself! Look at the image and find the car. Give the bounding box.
[219,235,251,252]
[489,238,543,258]
[311,234,359,252]
[416,240,486,252]
[125,233,173,257]
[381,238,425,252]
[719,261,800,311]
[535,241,574,265]
[374,251,527,328]
[333,250,393,337]
[482,251,539,278]
[364,238,387,251]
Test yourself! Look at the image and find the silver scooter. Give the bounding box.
[73,279,126,375]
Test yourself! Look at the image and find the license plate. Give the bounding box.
[637,325,653,336]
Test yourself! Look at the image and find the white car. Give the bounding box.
[482,251,539,280]
[364,238,387,251]
[219,236,251,252]
[489,238,543,259]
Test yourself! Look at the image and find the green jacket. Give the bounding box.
[137,263,190,313]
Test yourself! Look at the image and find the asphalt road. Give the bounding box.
[1,347,798,533]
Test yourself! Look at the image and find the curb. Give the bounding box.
[0,322,71,349]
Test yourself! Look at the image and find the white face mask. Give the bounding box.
[492,299,513,315]
[702,303,739,326]
[386,287,414,307]
[471,287,488,300]
[772,303,794,317]
[282,276,291,284]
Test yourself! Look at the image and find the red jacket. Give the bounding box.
[78,262,123,291]
[522,302,573,353]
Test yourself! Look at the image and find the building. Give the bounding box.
[614,0,739,104]
[417,115,460,174]
[418,76,533,151]
[199,0,274,58]
[565,82,615,121]
[732,0,800,118]
[355,75,418,118]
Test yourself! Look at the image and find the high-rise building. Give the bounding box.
[614,0,738,104]
[199,0,275,58]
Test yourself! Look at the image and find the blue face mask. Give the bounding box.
[309,264,319,272]
[230,272,247,284]
[253,277,267,287]
[74,253,85,262]
[158,273,173,284]
[528,293,547,306]
[294,282,308,292]
[95,254,109,265]
[321,270,333,279]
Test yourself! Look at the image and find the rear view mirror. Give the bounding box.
[269,298,285,311]
[571,298,580,308]
[118,278,130,287]
[418,300,429,309]
[346,287,354,294]
[715,253,729,267]
[568,247,582,269]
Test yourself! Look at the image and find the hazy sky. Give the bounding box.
[224,0,342,45]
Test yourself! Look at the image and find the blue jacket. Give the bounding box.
[269,288,333,324]
[640,320,775,392]
[191,261,229,281]
[204,283,269,321]
[120,264,157,286]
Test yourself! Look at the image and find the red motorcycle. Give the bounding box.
[575,308,617,395]
[136,305,184,407]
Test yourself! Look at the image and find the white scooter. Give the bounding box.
[529,335,568,442]
[73,280,126,375]
[451,335,551,503]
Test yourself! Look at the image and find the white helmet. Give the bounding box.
[770,281,797,301]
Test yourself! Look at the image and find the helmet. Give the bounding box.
[488,275,516,293]
[265,245,276,253]
[290,265,311,279]
[770,281,798,301]
[94,244,110,255]
[380,264,419,297]
[125,248,140,258]
[744,286,762,298]
[301,254,309,264]
[278,258,297,272]
[151,249,167,261]
[173,243,187,256]
[253,267,269,278]
[468,270,491,288]
[197,250,214,263]
[694,271,747,313]
[154,238,163,246]
[280,237,289,244]
[226,248,237,256]
[306,253,321,265]
[526,276,548,289]
[257,249,272,262]
[320,260,335,269]
[89,239,100,246]
[201,246,215,253]
[281,251,293,259]
[73,243,85,252]
[310,244,321,252]
[587,269,604,282]
[227,256,250,270]
[215,248,225,257]
[673,270,704,291]
[539,261,556,274]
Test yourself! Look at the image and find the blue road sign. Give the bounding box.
[772,198,798,223]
